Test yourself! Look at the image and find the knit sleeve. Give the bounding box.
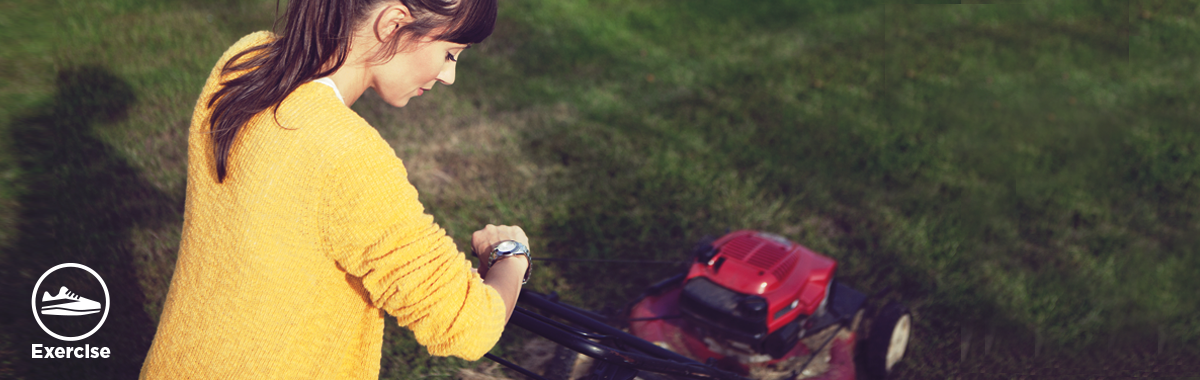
[320,122,507,361]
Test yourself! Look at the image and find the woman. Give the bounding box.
[139,0,530,378]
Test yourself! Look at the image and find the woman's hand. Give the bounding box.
[471,224,529,278]
[472,224,530,324]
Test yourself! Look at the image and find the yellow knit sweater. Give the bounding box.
[140,32,507,379]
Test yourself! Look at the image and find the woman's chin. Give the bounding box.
[386,97,412,108]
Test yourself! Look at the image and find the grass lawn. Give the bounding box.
[2,0,1197,378]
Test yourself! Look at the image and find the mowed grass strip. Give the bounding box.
[2,0,1197,379]
[372,0,1199,377]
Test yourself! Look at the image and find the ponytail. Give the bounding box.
[206,0,496,183]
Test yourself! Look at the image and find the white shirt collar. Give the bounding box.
[311,77,345,104]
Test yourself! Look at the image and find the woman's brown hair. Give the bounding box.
[206,0,496,183]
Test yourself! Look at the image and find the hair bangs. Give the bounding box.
[437,0,496,45]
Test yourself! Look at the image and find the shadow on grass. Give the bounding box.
[0,65,181,378]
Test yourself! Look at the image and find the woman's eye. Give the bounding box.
[445,52,457,62]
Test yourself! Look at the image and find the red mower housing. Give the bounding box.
[680,230,836,359]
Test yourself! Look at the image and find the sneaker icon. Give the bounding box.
[40,286,102,316]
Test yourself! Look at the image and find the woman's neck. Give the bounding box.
[328,64,367,107]
[326,28,384,107]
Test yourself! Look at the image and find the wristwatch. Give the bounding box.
[487,240,532,284]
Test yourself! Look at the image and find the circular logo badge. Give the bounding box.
[31,263,110,341]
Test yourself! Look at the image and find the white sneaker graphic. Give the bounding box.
[40,286,102,316]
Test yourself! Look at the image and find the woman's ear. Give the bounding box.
[374,2,414,41]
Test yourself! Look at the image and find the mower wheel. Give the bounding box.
[865,301,911,379]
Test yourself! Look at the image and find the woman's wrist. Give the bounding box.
[485,240,531,284]
[486,253,529,282]
[488,254,529,273]
[470,225,531,283]
[481,252,528,324]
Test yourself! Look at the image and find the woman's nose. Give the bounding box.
[437,63,456,86]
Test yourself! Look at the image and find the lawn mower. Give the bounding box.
[484,230,912,380]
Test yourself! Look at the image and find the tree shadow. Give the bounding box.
[0,65,182,378]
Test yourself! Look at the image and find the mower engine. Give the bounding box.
[679,230,836,361]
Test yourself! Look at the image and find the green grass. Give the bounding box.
[2,0,1198,378]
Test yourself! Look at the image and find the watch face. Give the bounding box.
[497,241,517,253]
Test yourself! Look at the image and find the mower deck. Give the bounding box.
[628,280,867,379]
[486,230,910,380]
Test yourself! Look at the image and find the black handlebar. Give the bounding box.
[489,290,753,380]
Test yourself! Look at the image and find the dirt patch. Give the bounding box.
[357,91,575,205]
[515,337,559,377]
[458,361,507,380]
[458,337,572,380]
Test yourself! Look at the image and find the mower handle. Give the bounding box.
[506,307,751,380]
[495,290,752,380]
[518,289,699,364]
